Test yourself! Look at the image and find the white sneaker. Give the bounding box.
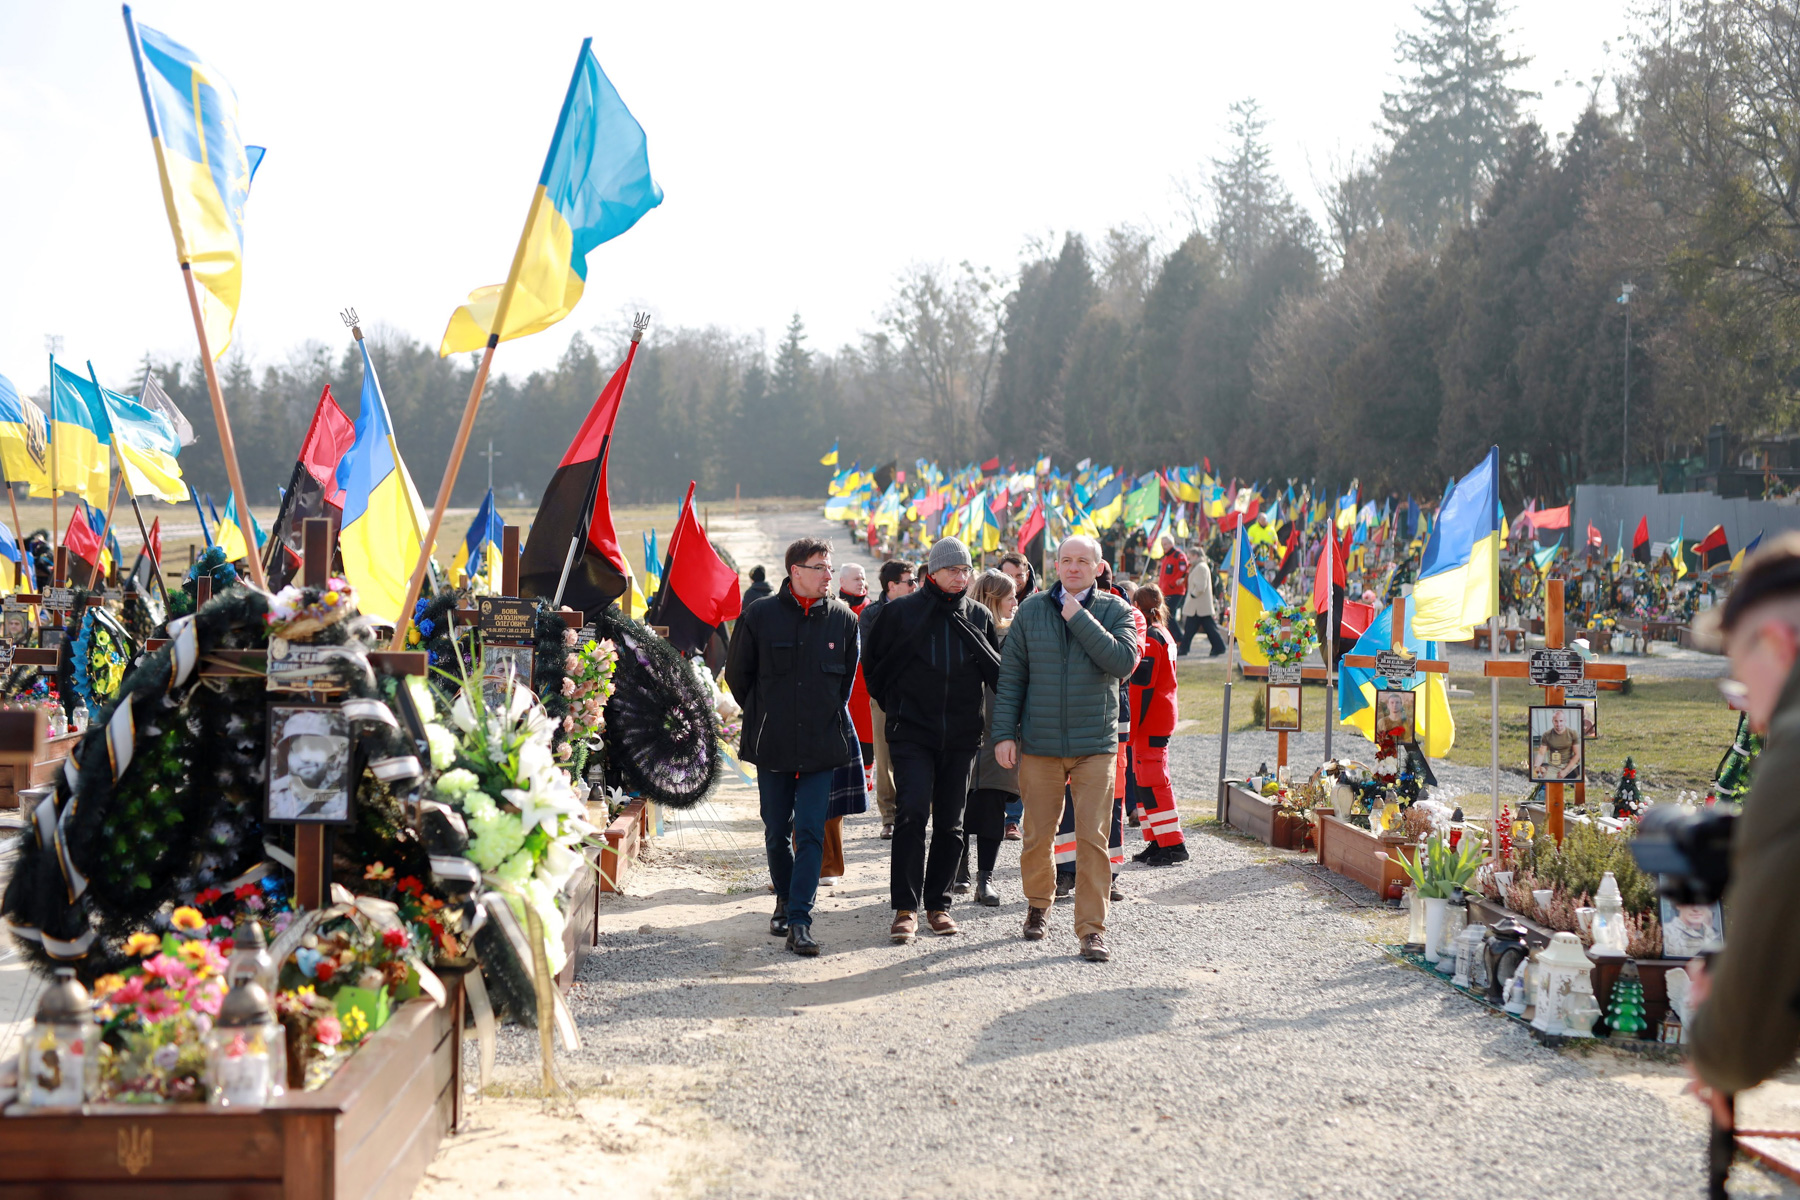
[819,876,839,887]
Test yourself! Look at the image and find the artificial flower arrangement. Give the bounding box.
[88,907,229,1102]
[1253,604,1320,668]
[557,629,619,775]
[420,669,596,986]
[265,578,355,636]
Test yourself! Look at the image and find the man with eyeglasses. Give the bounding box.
[864,537,1002,942]
[726,537,862,957]
[1683,535,1800,1127]
[861,560,917,838]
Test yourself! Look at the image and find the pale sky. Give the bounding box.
[1,0,1640,395]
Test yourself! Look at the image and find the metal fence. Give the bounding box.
[1573,485,1800,555]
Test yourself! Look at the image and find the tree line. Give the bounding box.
[120,0,1798,509]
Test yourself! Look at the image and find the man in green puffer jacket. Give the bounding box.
[992,535,1141,962]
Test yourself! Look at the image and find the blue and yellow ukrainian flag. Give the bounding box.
[124,10,265,358]
[47,362,112,507]
[1338,602,1456,757]
[89,375,187,504]
[0,373,50,493]
[215,490,266,563]
[454,487,505,589]
[1231,527,1284,668]
[336,339,431,623]
[440,40,663,355]
[820,441,839,468]
[1412,447,1501,640]
[1087,476,1124,529]
[641,527,662,593]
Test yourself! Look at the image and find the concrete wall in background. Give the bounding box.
[1574,485,1800,554]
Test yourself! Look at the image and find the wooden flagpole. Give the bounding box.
[92,474,124,589]
[177,267,266,590]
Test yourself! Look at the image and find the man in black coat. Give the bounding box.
[864,537,1001,943]
[725,537,860,957]
[860,559,916,838]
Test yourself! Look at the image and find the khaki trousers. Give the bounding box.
[1019,752,1115,939]
[870,697,897,823]
[797,816,845,879]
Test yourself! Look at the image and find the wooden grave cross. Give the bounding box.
[1341,592,1450,772]
[1240,659,1329,777]
[1481,576,1627,844]
[145,519,430,908]
[452,526,585,689]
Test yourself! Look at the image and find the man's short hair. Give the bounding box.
[997,551,1028,571]
[785,537,832,573]
[1716,533,1800,636]
[878,559,913,589]
[749,565,766,583]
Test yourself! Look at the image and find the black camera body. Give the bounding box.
[1628,802,1738,906]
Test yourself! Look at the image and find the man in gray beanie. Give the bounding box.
[864,536,1002,942]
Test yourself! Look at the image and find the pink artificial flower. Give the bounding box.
[560,677,576,697]
[563,628,578,648]
[564,655,579,673]
[187,978,226,1017]
[557,743,572,761]
[138,991,180,1024]
[111,976,146,1006]
[142,954,193,988]
[314,1015,342,1047]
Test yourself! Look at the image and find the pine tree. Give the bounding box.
[1379,0,1536,244]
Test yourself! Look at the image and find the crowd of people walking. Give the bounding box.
[725,533,1209,960]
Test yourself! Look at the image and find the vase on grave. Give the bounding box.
[1422,897,1449,964]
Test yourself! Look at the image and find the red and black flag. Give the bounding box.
[1016,497,1046,569]
[651,482,742,655]
[873,459,897,494]
[266,385,357,589]
[1695,524,1731,569]
[980,455,1000,476]
[519,334,643,615]
[1631,516,1651,564]
[1273,524,1302,586]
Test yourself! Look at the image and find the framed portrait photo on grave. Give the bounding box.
[266,701,355,825]
[1264,683,1302,732]
[1372,687,1416,746]
[1528,704,1585,783]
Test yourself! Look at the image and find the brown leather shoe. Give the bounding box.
[925,910,959,936]
[1080,933,1111,962]
[1003,822,1021,841]
[890,910,918,944]
[1021,906,1048,941]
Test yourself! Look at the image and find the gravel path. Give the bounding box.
[503,774,1794,1200]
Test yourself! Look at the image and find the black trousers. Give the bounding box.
[888,742,976,912]
[1180,613,1226,655]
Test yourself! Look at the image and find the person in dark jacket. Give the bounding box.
[1686,537,1800,1118]
[864,537,1000,943]
[741,565,773,611]
[860,559,916,839]
[724,538,860,957]
[992,535,1140,962]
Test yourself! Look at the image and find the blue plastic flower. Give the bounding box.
[418,618,436,637]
